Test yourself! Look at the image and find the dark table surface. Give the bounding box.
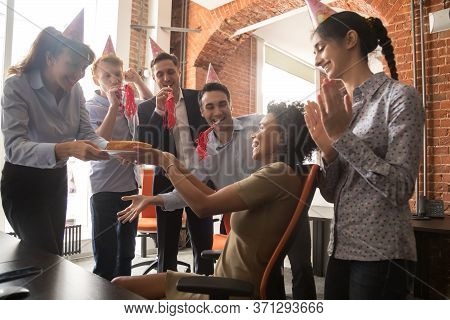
[0,232,144,299]
[410,215,450,234]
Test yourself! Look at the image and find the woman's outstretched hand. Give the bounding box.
[55,140,109,161]
[118,195,160,223]
[115,146,165,165]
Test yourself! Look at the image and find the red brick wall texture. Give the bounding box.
[129,0,149,72]
[129,0,450,213]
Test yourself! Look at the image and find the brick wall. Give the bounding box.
[171,0,184,62]
[221,37,257,117]
[129,0,184,75]
[129,0,149,72]
[192,37,257,116]
[418,2,450,211]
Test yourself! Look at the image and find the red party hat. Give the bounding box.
[102,35,116,56]
[63,9,84,42]
[206,63,220,83]
[149,36,165,59]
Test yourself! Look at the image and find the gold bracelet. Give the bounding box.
[165,163,176,174]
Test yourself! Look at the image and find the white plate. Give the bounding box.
[104,150,137,155]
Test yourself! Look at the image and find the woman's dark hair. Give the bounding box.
[314,11,398,80]
[267,101,316,171]
[8,26,95,75]
[198,82,231,107]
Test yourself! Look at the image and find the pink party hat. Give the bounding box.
[206,63,220,83]
[63,9,84,42]
[197,63,222,160]
[102,35,116,56]
[149,36,165,58]
[305,0,337,28]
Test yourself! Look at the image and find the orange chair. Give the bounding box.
[206,213,231,258]
[131,167,191,274]
[201,212,230,262]
[259,164,319,299]
[177,164,319,299]
[212,213,230,250]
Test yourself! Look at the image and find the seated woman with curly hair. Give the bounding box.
[112,101,316,299]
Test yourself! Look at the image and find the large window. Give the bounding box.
[0,7,5,80]
[0,2,9,94]
[8,0,120,94]
[0,0,122,236]
[262,45,316,113]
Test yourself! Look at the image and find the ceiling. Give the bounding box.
[235,1,337,65]
[188,1,323,65]
[191,0,234,10]
[189,1,343,66]
[253,10,316,65]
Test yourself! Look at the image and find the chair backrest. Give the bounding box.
[211,213,231,251]
[223,212,231,234]
[259,164,319,299]
[141,167,157,219]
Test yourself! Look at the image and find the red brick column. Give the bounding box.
[129,0,150,71]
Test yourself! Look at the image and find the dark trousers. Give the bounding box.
[1,162,67,255]
[91,190,138,281]
[154,173,214,275]
[324,256,414,299]
[287,211,317,299]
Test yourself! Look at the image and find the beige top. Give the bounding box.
[215,162,302,298]
[165,162,302,299]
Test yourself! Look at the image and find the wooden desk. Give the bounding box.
[0,232,144,299]
[410,215,450,299]
[410,215,450,234]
